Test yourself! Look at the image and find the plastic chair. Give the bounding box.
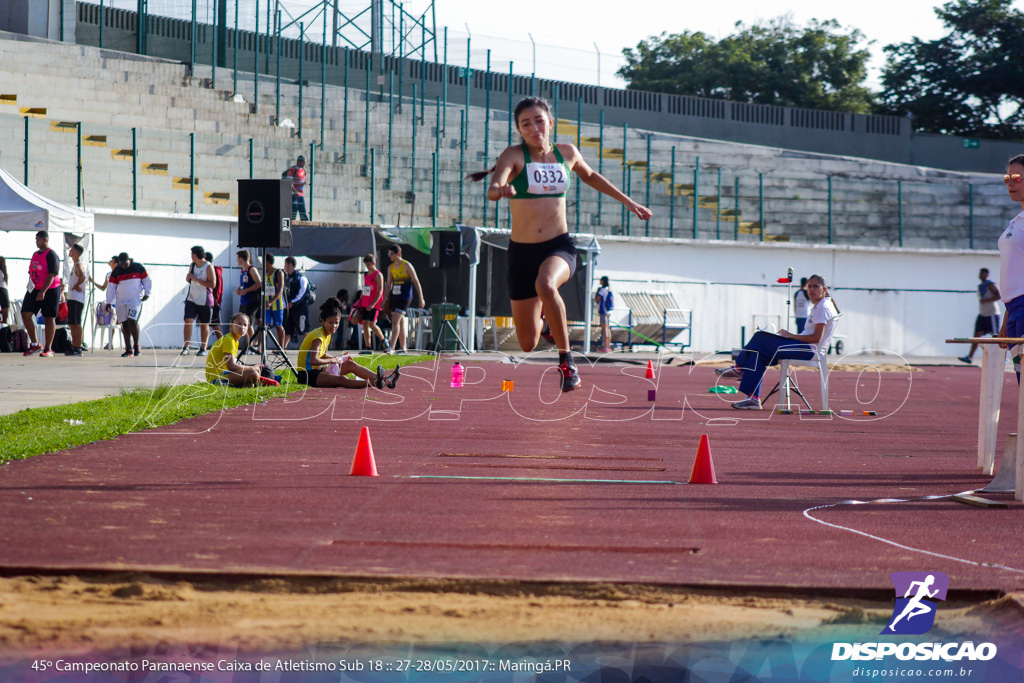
[91,302,122,350]
[772,312,842,411]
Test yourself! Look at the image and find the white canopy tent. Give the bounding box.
[0,166,94,235]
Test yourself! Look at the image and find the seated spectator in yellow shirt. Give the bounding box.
[205,313,262,387]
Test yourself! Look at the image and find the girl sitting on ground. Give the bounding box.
[297,297,401,389]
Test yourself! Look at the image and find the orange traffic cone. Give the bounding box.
[645,360,655,379]
[688,434,717,484]
[350,426,379,476]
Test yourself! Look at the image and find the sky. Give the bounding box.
[372,0,1022,91]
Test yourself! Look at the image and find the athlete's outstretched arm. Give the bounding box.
[568,145,651,220]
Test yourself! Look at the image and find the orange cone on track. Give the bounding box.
[350,426,379,477]
[645,360,655,379]
[688,434,717,484]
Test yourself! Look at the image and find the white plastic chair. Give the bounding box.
[775,312,842,411]
[91,302,122,350]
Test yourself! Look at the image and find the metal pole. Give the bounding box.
[248,137,254,178]
[734,176,739,240]
[432,151,438,228]
[189,132,195,214]
[274,10,281,120]
[898,179,903,247]
[252,0,258,110]
[443,26,448,132]
[575,97,581,233]
[827,176,833,244]
[715,167,722,240]
[645,134,651,235]
[131,127,137,209]
[508,60,513,147]
[189,0,196,76]
[265,0,271,74]
[692,157,699,239]
[321,11,326,147]
[553,87,558,140]
[343,45,348,162]
[411,83,417,192]
[621,122,627,226]
[435,95,441,179]
[669,146,675,238]
[308,140,314,219]
[966,183,974,249]
[211,4,217,89]
[420,22,426,122]
[387,72,394,187]
[298,22,304,139]
[99,0,104,48]
[459,109,465,223]
[23,116,28,186]
[251,0,258,108]
[364,62,371,174]
[465,37,471,111]
[370,147,376,223]
[759,172,764,241]
[597,110,604,226]
[625,168,632,236]
[232,0,238,93]
[76,122,82,207]
[484,49,491,171]
[398,9,404,113]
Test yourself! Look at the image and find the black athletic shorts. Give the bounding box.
[184,300,212,324]
[285,304,309,337]
[296,368,322,386]
[211,305,222,325]
[975,314,1000,336]
[507,233,577,301]
[239,302,260,325]
[22,287,59,318]
[67,300,85,325]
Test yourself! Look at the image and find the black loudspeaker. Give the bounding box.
[430,230,461,269]
[237,179,293,248]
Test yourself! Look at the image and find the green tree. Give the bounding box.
[878,0,1024,139]
[618,17,874,113]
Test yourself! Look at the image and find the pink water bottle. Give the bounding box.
[450,362,464,388]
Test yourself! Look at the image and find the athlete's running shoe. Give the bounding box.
[39,349,54,358]
[23,343,41,356]
[559,361,581,392]
[375,365,386,389]
[715,366,743,380]
[386,365,401,389]
[133,345,141,357]
[179,344,191,356]
[121,349,134,358]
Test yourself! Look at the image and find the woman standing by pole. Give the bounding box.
[469,97,651,391]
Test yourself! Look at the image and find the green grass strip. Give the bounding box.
[0,353,432,463]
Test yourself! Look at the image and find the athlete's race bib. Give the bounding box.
[526,162,568,195]
[362,285,372,297]
[392,284,403,295]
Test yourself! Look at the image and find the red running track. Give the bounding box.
[1,358,1021,594]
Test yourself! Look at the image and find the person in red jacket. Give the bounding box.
[284,156,309,221]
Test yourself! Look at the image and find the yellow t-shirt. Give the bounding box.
[205,333,240,382]
[297,327,332,371]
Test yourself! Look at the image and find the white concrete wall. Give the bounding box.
[3,212,998,355]
[595,236,1001,357]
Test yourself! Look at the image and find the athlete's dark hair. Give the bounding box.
[319,296,343,321]
[388,244,401,255]
[0,256,6,283]
[236,249,251,262]
[71,244,84,255]
[467,97,553,183]
[1008,153,1024,169]
[285,255,298,267]
[191,245,205,259]
[807,273,840,313]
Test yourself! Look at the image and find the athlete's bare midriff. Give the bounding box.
[509,197,569,243]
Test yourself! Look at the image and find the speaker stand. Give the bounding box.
[433,268,467,354]
[243,250,298,379]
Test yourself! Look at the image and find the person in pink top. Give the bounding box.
[21,230,62,357]
[356,253,390,353]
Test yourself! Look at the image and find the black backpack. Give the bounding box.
[0,326,12,353]
[305,277,317,305]
[51,327,72,354]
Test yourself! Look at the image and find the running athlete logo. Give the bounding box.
[881,572,948,635]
